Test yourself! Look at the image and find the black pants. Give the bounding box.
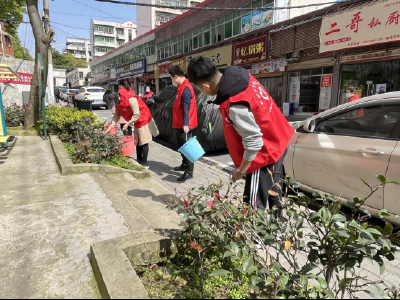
[177,130,194,176]
[136,144,149,164]
[120,124,133,136]
[244,150,287,210]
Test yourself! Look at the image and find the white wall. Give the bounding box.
[137,0,153,37]
[0,57,52,106]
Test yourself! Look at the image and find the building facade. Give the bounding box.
[136,0,206,37]
[63,38,91,62]
[90,20,137,60]
[91,0,395,116]
[66,67,91,88]
[53,69,67,88]
[0,23,15,58]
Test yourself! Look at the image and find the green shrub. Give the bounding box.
[3,104,27,126]
[45,106,103,142]
[102,155,142,171]
[168,176,400,299]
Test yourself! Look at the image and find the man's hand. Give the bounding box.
[183,126,190,133]
[232,169,245,182]
[123,124,129,131]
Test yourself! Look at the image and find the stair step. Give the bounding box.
[106,172,182,232]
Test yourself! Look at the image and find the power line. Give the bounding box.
[92,0,346,11]
[52,11,127,20]
[52,21,89,31]
[72,0,121,19]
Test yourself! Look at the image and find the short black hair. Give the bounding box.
[169,65,185,77]
[103,90,120,109]
[187,56,218,86]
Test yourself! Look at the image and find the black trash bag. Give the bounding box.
[151,84,227,152]
[145,96,155,108]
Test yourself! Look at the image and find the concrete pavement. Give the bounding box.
[0,137,129,298]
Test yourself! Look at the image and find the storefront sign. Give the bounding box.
[0,72,32,85]
[103,69,110,81]
[340,48,400,64]
[321,75,332,88]
[251,4,274,30]
[289,77,300,108]
[320,1,400,53]
[251,58,287,75]
[233,35,268,66]
[93,73,105,83]
[155,57,186,79]
[242,13,252,34]
[186,44,233,70]
[116,58,146,78]
[319,74,332,111]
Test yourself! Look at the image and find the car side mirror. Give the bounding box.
[303,119,316,133]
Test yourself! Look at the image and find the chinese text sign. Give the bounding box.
[0,72,32,85]
[233,35,268,66]
[320,0,400,53]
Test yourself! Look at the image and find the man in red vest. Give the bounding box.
[187,56,294,210]
[169,65,198,182]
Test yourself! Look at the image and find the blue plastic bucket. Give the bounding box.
[178,136,205,163]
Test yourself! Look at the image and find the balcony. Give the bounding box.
[94,40,115,47]
[93,30,115,37]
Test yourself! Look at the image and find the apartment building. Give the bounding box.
[90,20,137,60]
[66,67,91,88]
[63,37,91,62]
[136,0,205,36]
[0,23,15,58]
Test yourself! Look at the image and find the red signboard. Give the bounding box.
[233,35,268,66]
[0,72,33,85]
[158,62,171,77]
[321,75,332,88]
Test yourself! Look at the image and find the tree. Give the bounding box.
[24,0,54,129]
[0,0,26,36]
[52,50,88,73]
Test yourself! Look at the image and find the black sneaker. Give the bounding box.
[174,165,187,171]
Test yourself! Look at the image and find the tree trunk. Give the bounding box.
[24,0,53,130]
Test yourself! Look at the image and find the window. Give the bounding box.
[315,104,400,139]
[87,88,105,93]
[117,40,124,46]
[233,18,241,36]
[204,30,211,46]
[79,72,84,79]
[225,21,232,39]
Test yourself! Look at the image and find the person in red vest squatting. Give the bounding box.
[187,56,294,210]
[103,88,159,169]
[169,65,198,182]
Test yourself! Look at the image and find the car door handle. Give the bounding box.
[357,149,385,156]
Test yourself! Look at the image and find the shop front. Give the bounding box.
[155,57,186,91]
[251,58,287,108]
[319,0,400,106]
[186,44,233,73]
[339,49,400,105]
[115,58,147,95]
[287,58,335,113]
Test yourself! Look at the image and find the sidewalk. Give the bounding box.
[147,141,244,195]
[0,137,129,299]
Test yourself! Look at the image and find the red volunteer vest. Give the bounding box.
[143,91,155,101]
[219,75,294,174]
[116,89,152,129]
[173,79,198,129]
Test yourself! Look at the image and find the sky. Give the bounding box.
[18,0,138,56]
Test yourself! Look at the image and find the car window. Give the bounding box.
[315,104,400,139]
[87,88,105,93]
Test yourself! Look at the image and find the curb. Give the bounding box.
[90,232,178,299]
[6,129,41,136]
[49,135,151,179]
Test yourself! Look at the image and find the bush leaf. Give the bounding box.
[210,269,231,277]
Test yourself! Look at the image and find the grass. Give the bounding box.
[62,142,142,171]
[135,253,250,299]
[6,125,39,131]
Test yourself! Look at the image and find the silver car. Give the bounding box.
[285,92,400,223]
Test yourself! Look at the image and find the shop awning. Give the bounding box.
[287,58,335,72]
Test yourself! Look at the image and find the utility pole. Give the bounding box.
[43,0,55,103]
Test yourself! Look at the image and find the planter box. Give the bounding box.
[76,100,93,111]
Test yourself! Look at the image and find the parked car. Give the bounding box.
[59,88,68,101]
[67,89,80,104]
[76,86,106,108]
[285,92,400,223]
